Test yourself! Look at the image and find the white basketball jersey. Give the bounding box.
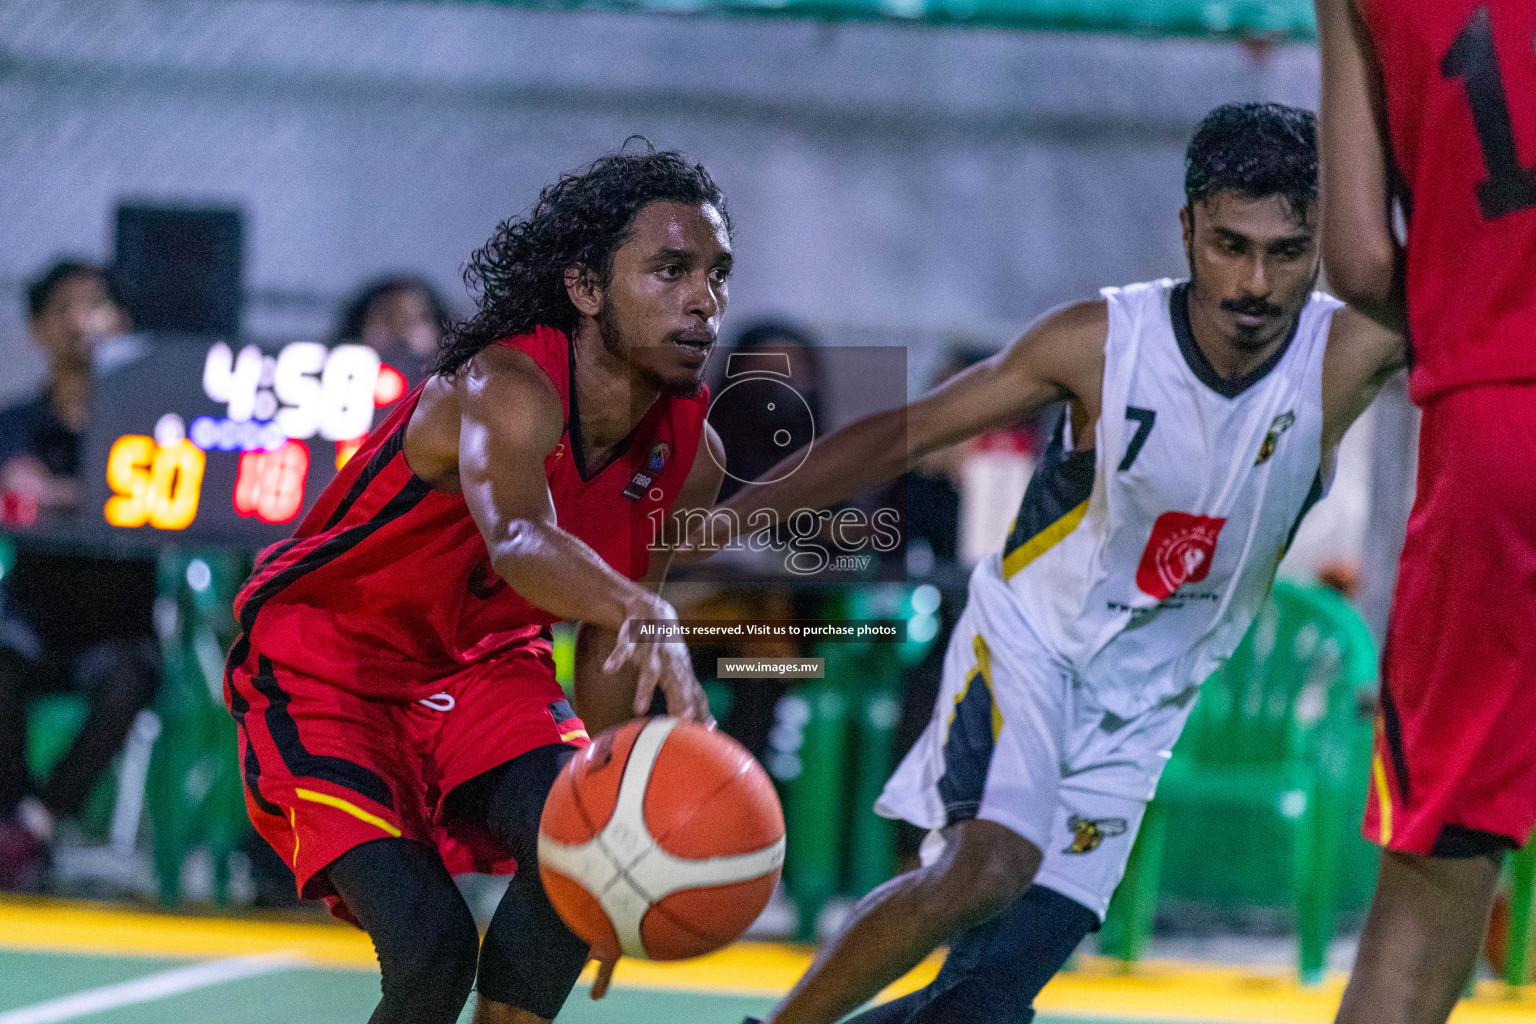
[968,278,1340,719]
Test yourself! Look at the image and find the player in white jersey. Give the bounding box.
[695,104,1405,1024]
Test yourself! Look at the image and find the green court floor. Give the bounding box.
[0,950,775,1024]
[0,948,1174,1024]
[3,898,1532,1024]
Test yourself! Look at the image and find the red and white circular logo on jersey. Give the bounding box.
[1135,511,1227,600]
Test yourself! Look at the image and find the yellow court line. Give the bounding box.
[1,898,1533,1021]
[0,897,377,970]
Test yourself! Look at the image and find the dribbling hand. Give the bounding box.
[606,597,714,727]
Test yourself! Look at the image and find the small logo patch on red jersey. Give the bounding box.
[622,442,672,501]
[1135,511,1226,600]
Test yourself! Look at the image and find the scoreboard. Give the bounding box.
[82,336,423,548]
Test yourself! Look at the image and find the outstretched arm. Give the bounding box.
[1315,0,1405,331]
[457,345,710,723]
[693,301,1105,545]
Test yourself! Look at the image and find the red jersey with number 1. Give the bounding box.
[229,325,708,700]
[1357,0,1536,403]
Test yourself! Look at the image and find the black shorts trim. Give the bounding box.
[228,678,284,817]
[1429,823,1520,859]
[1378,675,1412,805]
[250,656,395,810]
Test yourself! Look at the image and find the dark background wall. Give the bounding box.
[0,0,1319,402]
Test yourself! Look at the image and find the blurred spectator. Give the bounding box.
[334,275,450,364]
[0,260,159,891]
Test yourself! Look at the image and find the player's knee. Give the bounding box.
[476,870,589,1018]
[377,899,479,998]
[933,819,1042,926]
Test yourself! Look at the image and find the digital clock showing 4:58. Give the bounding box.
[84,337,418,547]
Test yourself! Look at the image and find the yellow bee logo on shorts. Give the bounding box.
[1064,816,1127,854]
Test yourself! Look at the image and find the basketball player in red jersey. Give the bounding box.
[1316,1,1536,1019]
[225,150,729,1024]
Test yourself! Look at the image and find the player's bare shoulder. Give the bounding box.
[1319,302,1407,452]
[1002,298,1109,434]
[403,344,563,492]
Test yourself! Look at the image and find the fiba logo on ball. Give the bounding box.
[1135,511,1227,600]
[537,717,786,961]
[705,351,816,485]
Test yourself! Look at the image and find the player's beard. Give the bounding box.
[1187,264,1307,355]
[597,306,707,399]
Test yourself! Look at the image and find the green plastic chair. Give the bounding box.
[779,585,937,938]
[1501,838,1536,988]
[145,549,251,904]
[1100,580,1379,984]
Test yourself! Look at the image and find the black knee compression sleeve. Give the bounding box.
[325,838,480,1024]
[453,744,589,1017]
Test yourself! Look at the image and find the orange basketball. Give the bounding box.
[538,717,786,962]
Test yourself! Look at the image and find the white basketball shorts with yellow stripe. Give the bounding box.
[875,592,1195,920]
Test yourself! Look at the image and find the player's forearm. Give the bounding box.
[491,519,653,629]
[716,408,907,525]
[766,868,972,1024]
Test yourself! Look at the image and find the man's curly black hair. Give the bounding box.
[1185,102,1317,223]
[437,148,730,376]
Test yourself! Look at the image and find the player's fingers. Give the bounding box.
[683,681,707,723]
[632,657,661,715]
[591,958,617,1000]
[684,665,712,723]
[670,670,709,724]
[602,637,633,675]
[654,662,692,721]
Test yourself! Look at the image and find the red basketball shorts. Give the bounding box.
[1365,382,1536,856]
[228,642,588,918]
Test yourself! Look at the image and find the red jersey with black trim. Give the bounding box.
[228,325,708,700]
[1357,0,1536,402]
